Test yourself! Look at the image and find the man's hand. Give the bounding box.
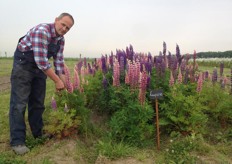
[43,68,65,91]
[55,79,65,91]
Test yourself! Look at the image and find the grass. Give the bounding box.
[0,57,232,163]
[198,65,231,77]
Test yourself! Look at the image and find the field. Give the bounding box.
[0,57,232,164]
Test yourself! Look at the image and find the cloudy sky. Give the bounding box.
[0,0,231,58]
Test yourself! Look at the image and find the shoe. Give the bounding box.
[12,145,30,155]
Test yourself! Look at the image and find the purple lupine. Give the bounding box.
[193,50,197,72]
[176,44,183,67]
[101,55,107,74]
[109,52,114,68]
[51,96,57,111]
[87,63,93,74]
[146,74,151,89]
[84,57,87,68]
[148,52,152,63]
[205,71,209,80]
[180,60,186,75]
[212,67,218,84]
[102,75,108,89]
[219,62,224,84]
[230,67,232,94]
[167,51,172,69]
[119,55,125,75]
[184,67,189,85]
[162,41,167,67]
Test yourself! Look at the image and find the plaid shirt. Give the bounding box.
[18,23,65,74]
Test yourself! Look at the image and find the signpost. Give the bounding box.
[150,89,163,150]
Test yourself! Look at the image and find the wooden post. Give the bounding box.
[155,98,160,150]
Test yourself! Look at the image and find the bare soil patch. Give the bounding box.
[0,76,10,92]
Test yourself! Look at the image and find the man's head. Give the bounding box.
[55,13,74,36]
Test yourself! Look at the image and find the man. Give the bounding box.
[9,13,74,155]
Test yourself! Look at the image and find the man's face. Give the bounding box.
[55,16,74,36]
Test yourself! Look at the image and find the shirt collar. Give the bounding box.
[49,23,63,40]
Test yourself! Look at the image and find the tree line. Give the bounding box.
[194,51,232,58]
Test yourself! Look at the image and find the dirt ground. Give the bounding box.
[0,76,10,92]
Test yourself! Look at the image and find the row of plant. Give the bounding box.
[191,58,232,69]
[44,42,232,163]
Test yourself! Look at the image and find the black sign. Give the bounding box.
[150,89,163,100]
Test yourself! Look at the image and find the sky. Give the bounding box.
[0,0,232,58]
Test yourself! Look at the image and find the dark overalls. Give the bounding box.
[9,37,60,146]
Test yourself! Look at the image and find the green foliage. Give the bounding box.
[199,82,232,128]
[25,135,47,149]
[109,91,154,146]
[160,83,208,135]
[84,70,104,110]
[44,90,90,138]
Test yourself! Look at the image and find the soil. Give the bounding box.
[0,76,10,92]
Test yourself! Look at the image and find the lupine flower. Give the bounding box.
[102,75,108,89]
[177,70,183,84]
[205,71,209,79]
[193,50,197,71]
[139,70,147,105]
[176,44,182,67]
[101,55,107,73]
[64,64,73,93]
[197,73,203,93]
[212,67,218,84]
[167,51,172,69]
[64,103,69,112]
[51,96,57,111]
[125,71,129,84]
[169,71,175,86]
[73,67,80,90]
[113,57,120,87]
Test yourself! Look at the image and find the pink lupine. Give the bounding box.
[51,96,57,111]
[177,70,183,84]
[197,73,203,93]
[73,68,80,90]
[113,57,120,87]
[125,71,129,84]
[64,64,73,93]
[169,71,175,86]
[139,70,147,105]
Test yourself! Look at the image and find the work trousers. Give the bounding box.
[9,48,47,146]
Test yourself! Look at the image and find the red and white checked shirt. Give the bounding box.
[18,23,65,74]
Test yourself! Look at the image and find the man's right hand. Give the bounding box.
[43,68,65,91]
[55,79,65,91]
